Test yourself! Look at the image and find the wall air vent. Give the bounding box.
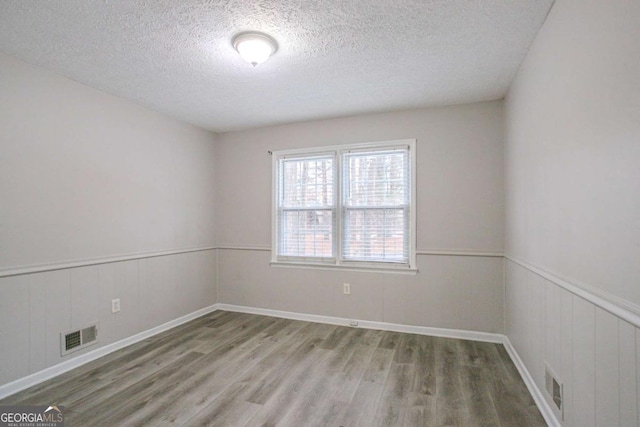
[61,323,99,356]
[64,330,81,352]
[545,364,564,420]
[82,325,98,344]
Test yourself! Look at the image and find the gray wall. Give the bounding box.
[504,0,640,425]
[0,53,218,386]
[216,102,505,333]
[0,53,217,268]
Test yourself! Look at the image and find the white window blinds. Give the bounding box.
[342,148,409,263]
[277,155,335,260]
[273,140,415,270]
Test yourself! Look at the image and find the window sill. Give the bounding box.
[269,261,418,275]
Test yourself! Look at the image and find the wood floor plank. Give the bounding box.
[456,338,481,367]
[378,330,403,350]
[319,325,352,349]
[395,333,418,363]
[241,341,332,425]
[372,362,413,426]
[243,327,369,425]
[474,341,546,427]
[181,383,262,427]
[67,350,205,426]
[132,318,309,426]
[412,334,436,396]
[435,337,470,426]
[1,311,547,427]
[356,328,385,347]
[403,392,436,427]
[245,336,325,405]
[333,340,382,402]
[459,365,503,427]
[62,328,206,408]
[201,310,244,328]
[63,313,267,411]
[494,344,547,426]
[334,346,395,427]
[277,327,369,426]
[175,322,319,426]
[231,328,378,427]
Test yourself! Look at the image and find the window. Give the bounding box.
[272,139,416,272]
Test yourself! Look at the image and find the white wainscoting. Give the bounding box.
[217,248,505,336]
[8,247,633,427]
[504,257,639,427]
[0,248,217,389]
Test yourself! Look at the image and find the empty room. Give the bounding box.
[0,0,638,426]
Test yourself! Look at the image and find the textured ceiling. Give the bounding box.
[0,0,554,132]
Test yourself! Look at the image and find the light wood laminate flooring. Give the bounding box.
[0,311,547,426]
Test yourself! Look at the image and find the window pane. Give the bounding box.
[342,148,410,264]
[343,150,407,207]
[281,157,333,208]
[274,142,413,268]
[343,208,407,262]
[280,209,333,258]
[278,155,335,259]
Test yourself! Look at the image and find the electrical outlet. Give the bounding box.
[111,298,121,313]
[343,283,351,295]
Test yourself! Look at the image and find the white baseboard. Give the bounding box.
[0,304,219,400]
[502,336,560,427]
[216,303,504,343]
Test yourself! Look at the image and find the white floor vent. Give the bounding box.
[61,323,99,356]
[545,364,564,420]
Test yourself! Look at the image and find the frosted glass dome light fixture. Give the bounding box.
[232,32,278,66]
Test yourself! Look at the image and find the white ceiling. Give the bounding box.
[0,0,554,132]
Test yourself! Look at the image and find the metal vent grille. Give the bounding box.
[552,377,562,410]
[545,364,563,420]
[82,325,97,344]
[61,322,99,356]
[65,331,81,351]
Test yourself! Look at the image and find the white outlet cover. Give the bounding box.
[111,299,121,313]
[343,283,351,295]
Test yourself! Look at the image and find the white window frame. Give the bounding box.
[271,139,417,273]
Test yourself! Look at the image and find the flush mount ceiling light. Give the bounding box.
[232,32,278,67]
